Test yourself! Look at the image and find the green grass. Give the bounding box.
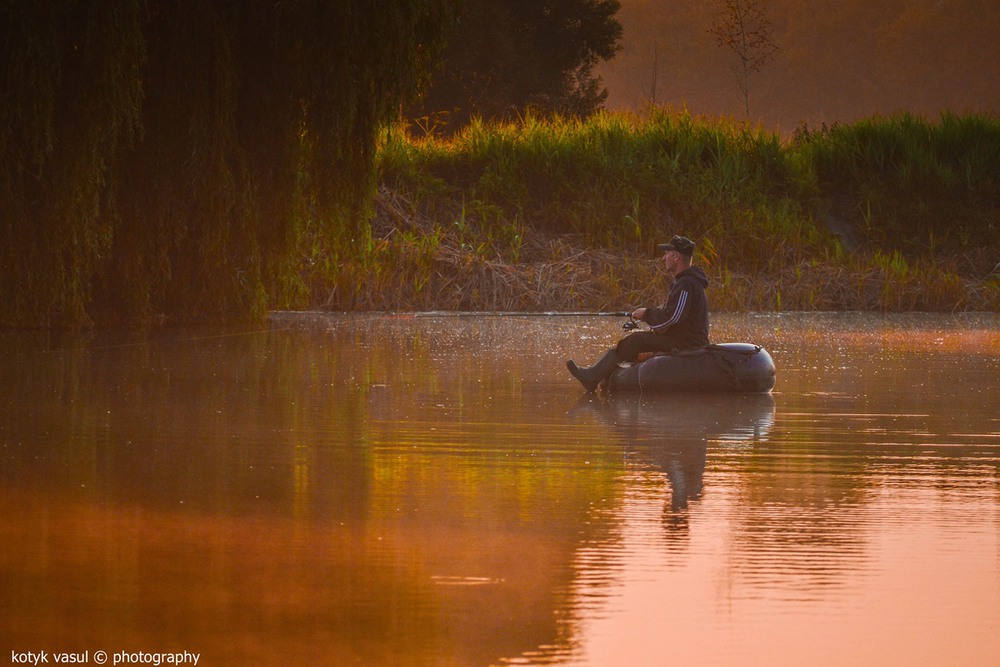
[306,109,1000,312]
[794,111,1000,254]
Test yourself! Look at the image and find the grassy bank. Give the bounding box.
[304,109,1000,313]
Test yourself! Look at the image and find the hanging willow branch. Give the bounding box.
[0,0,451,327]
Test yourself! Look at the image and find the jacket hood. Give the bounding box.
[678,266,709,287]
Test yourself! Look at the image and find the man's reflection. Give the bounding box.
[571,392,775,530]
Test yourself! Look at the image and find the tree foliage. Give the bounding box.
[0,0,450,327]
[708,0,777,119]
[407,0,622,133]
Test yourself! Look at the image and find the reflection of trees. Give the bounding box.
[0,328,376,522]
[6,313,999,664]
[0,320,628,666]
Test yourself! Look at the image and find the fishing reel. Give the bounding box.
[622,313,641,331]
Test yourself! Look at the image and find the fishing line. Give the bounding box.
[44,310,632,354]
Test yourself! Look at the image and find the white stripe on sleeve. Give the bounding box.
[650,290,688,330]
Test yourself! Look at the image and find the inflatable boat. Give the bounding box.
[605,343,776,394]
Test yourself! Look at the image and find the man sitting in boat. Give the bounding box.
[566,235,710,391]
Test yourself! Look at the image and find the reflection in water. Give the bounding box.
[2,313,1000,666]
[571,392,775,524]
[537,393,781,666]
[550,314,1000,667]
[1,318,619,666]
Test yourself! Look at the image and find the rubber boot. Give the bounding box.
[566,349,620,392]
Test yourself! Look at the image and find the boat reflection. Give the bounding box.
[572,392,775,525]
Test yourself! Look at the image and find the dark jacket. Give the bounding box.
[641,266,710,349]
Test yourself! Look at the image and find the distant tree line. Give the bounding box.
[407,0,623,134]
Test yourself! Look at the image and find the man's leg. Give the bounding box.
[615,332,678,362]
[566,349,620,392]
[567,333,681,391]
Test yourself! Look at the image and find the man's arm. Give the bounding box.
[645,290,689,332]
[634,281,690,332]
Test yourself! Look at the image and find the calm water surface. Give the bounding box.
[2,313,999,666]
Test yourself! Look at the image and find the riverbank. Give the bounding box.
[304,109,999,313]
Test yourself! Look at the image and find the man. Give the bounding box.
[566,235,710,391]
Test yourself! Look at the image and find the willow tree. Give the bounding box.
[1,0,450,327]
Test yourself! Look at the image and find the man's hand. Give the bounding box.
[631,307,646,321]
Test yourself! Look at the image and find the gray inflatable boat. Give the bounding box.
[605,343,776,393]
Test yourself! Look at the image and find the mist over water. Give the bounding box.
[2,313,999,665]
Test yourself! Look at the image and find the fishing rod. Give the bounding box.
[531,310,646,333]
[510,310,646,332]
[407,310,647,329]
[412,310,648,335]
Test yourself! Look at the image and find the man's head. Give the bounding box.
[656,235,695,258]
[656,235,695,275]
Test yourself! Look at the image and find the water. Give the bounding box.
[2,313,998,666]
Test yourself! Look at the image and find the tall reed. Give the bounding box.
[792,112,1000,256]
